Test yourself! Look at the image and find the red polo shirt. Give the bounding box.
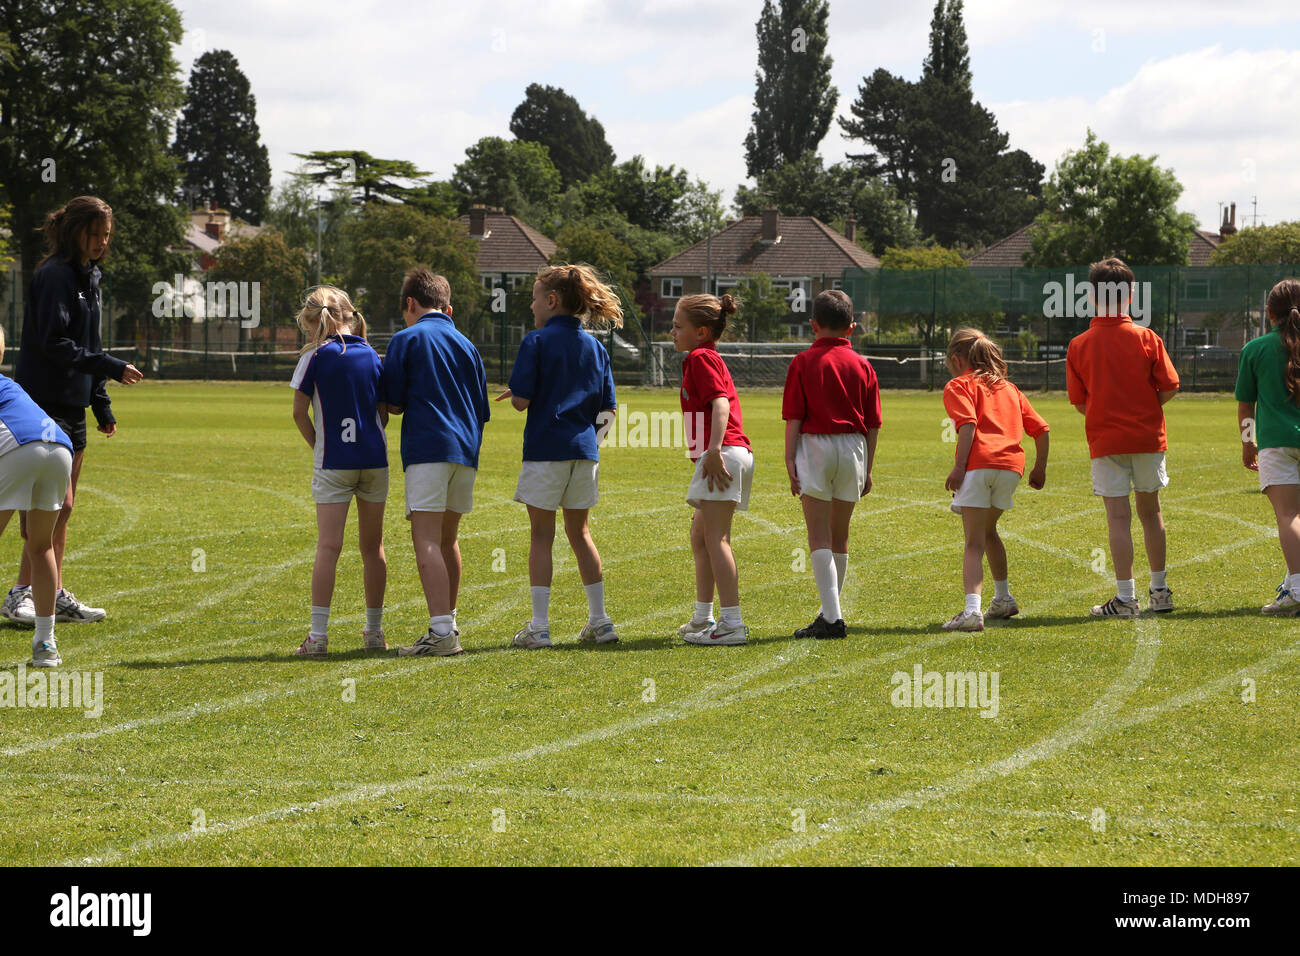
[782,336,883,434]
[681,342,750,461]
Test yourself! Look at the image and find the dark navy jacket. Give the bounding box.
[16,258,128,425]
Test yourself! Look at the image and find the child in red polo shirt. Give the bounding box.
[782,290,881,639]
[941,329,1049,632]
[671,292,752,646]
[1066,257,1179,618]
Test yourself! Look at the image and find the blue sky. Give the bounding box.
[171,0,1300,233]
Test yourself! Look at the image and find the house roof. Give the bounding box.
[650,214,880,277]
[457,212,557,274]
[1189,229,1223,266]
[968,223,1226,268]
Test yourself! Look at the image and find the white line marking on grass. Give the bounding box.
[62,485,140,563]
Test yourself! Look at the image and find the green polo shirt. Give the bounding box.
[1235,328,1300,449]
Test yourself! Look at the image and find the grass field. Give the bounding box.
[1,381,1297,866]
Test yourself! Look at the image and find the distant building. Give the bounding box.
[184,202,262,270]
[458,204,557,292]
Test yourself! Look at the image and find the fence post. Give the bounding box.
[1044,313,1051,390]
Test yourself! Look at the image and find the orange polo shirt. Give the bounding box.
[943,371,1049,475]
[1065,315,1180,459]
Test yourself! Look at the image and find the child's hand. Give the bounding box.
[495,388,512,402]
[945,465,966,492]
[97,422,116,437]
[702,449,732,491]
[120,364,144,385]
[862,472,873,495]
[786,459,800,497]
[1242,442,1259,472]
[1028,464,1046,489]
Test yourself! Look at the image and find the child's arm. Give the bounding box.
[1073,402,1086,415]
[292,391,315,449]
[378,403,389,427]
[784,418,802,496]
[1239,400,1259,471]
[864,427,878,495]
[1158,389,1177,405]
[700,397,733,491]
[1028,432,1049,489]
[945,423,975,492]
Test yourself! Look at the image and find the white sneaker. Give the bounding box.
[985,596,1019,620]
[1148,586,1174,613]
[398,628,463,656]
[1262,584,1300,616]
[54,589,106,623]
[512,622,552,649]
[296,634,327,657]
[30,640,61,667]
[942,609,984,632]
[578,619,619,644]
[678,616,714,637]
[684,619,747,645]
[362,629,388,651]
[1090,596,1139,618]
[2,587,35,626]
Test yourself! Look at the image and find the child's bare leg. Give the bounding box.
[829,499,854,554]
[801,495,832,552]
[1264,484,1300,573]
[23,509,59,619]
[563,508,602,586]
[699,500,739,608]
[961,506,989,596]
[1103,495,1135,581]
[356,498,386,613]
[439,510,462,610]
[1134,490,1166,575]
[984,508,1008,582]
[410,510,451,616]
[0,509,13,536]
[527,505,556,588]
[690,508,714,604]
[312,502,349,609]
[17,448,81,590]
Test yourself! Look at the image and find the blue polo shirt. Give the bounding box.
[383,312,489,470]
[508,315,617,462]
[292,335,387,470]
[0,375,73,458]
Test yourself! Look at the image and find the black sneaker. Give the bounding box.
[794,614,846,639]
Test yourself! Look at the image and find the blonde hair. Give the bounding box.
[0,325,5,365]
[677,292,738,341]
[536,263,624,330]
[947,328,1008,386]
[296,285,366,355]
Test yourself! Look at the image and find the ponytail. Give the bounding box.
[677,292,737,341]
[1268,279,1300,402]
[536,263,624,330]
[947,328,1008,386]
[296,286,365,355]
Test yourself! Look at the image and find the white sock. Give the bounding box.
[430,614,454,638]
[694,600,714,622]
[585,580,607,623]
[720,604,742,625]
[1287,573,1300,595]
[993,579,1010,600]
[833,553,848,592]
[310,605,329,638]
[811,549,841,622]
[1150,569,1167,591]
[34,615,54,645]
[530,586,550,629]
[1117,578,1136,603]
[365,607,383,631]
[965,593,981,614]
[451,607,458,627]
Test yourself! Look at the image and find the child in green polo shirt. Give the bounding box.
[1236,277,1300,614]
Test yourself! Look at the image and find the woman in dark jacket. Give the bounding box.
[2,196,143,625]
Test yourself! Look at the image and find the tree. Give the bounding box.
[264,169,355,285]
[509,84,615,189]
[291,150,430,205]
[450,136,561,217]
[732,273,796,340]
[839,0,1043,248]
[0,0,188,314]
[1023,130,1198,267]
[591,157,688,233]
[550,223,635,295]
[743,0,837,179]
[172,50,271,223]
[342,204,479,333]
[671,178,727,245]
[1211,223,1300,265]
[207,228,310,337]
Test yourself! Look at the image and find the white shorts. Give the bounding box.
[950,468,1020,514]
[1091,452,1168,497]
[686,445,754,511]
[405,462,476,516]
[796,432,866,502]
[1257,447,1300,491]
[514,460,599,511]
[312,466,388,505]
[0,442,72,512]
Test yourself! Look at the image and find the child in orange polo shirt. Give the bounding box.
[1066,257,1179,618]
[783,290,881,640]
[941,329,1049,632]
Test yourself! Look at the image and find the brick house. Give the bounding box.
[457,204,558,344]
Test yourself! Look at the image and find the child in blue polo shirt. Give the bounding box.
[497,264,621,649]
[290,286,389,657]
[383,268,490,657]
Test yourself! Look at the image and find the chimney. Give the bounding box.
[844,217,857,243]
[761,207,780,243]
[1220,202,1237,237]
[204,203,229,241]
[469,204,487,237]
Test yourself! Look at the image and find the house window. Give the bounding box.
[831,279,843,291]
[709,277,740,296]
[661,278,683,299]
